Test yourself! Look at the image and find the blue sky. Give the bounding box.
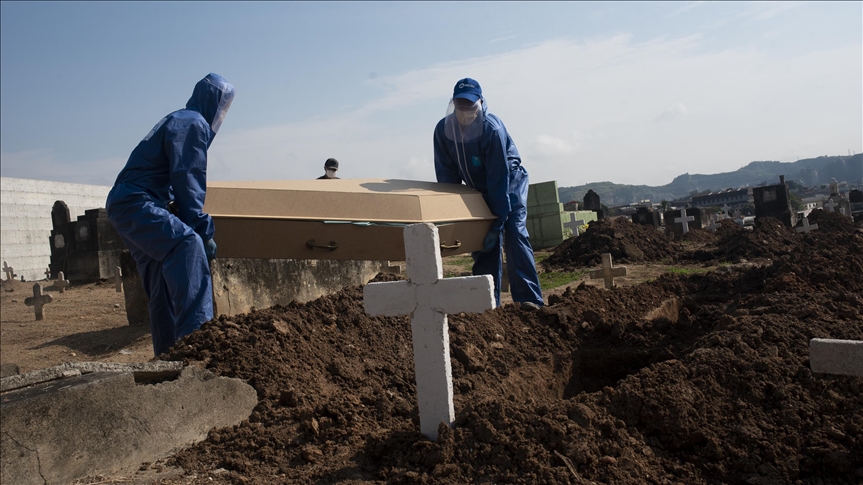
[1,1,861,187]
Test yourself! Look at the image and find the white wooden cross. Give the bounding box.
[25,283,53,321]
[674,208,695,234]
[564,213,586,237]
[795,217,818,233]
[115,266,123,293]
[588,253,628,289]
[364,223,495,441]
[55,271,70,293]
[44,267,51,280]
[824,198,838,212]
[3,261,14,282]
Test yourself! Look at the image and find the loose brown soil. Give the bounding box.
[2,210,862,485]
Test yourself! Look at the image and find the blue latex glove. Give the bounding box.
[204,238,217,261]
[481,229,500,253]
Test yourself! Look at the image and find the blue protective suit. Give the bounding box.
[433,105,544,307]
[106,73,233,355]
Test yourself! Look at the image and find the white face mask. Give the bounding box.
[326,169,337,178]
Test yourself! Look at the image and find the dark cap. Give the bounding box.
[324,158,339,169]
[452,78,482,103]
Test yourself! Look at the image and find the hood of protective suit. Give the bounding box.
[185,73,234,134]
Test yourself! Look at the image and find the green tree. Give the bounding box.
[789,192,804,211]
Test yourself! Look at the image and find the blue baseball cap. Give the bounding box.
[452,78,482,103]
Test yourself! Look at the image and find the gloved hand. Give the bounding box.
[481,229,500,253]
[204,239,217,261]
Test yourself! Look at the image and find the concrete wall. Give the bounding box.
[0,177,111,281]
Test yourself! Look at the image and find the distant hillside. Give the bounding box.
[558,154,863,207]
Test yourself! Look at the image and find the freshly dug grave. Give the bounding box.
[159,223,863,484]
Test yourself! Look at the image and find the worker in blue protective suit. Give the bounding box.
[433,78,544,311]
[106,73,234,355]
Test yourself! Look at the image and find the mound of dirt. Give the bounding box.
[542,218,681,271]
[158,227,863,484]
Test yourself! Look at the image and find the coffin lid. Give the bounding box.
[204,179,495,223]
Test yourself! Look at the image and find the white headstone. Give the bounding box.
[55,272,70,293]
[564,213,586,237]
[824,198,838,213]
[674,209,695,234]
[588,253,627,289]
[3,261,14,282]
[795,217,818,233]
[363,223,495,440]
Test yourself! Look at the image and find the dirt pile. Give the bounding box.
[159,225,863,484]
[542,218,681,270]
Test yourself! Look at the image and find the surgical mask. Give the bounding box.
[326,169,337,178]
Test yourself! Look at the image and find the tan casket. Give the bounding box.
[204,179,496,261]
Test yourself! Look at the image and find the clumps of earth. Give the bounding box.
[158,210,863,484]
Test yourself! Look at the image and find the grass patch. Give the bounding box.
[534,253,550,265]
[539,270,585,291]
[665,267,710,275]
[446,255,474,271]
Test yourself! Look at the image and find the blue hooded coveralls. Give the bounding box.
[106,73,232,356]
[433,106,544,308]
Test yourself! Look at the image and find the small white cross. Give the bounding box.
[721,204,731,217]
[44,267,51,280]
[55,271,70,293]
[3,261,14,282]
[564,213,586,237]
[796,217,818,233]
[364,223,495,440]
[25,284,53,321]
[824,198,838,212]
[705,221,721,233]
[674,208,695,234]
[115,266,123,293]
[589,253,628,289]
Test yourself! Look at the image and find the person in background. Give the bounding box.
[317,158,340,179]
[432,77,544,311]
[106,73,234,355]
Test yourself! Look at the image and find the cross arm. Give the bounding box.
[431,275,495,314]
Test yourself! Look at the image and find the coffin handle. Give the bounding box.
[306,239,338,251]
[440,240,461,250]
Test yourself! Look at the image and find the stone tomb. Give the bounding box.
[848,189,863,222]
[203,179,496,261]
[583,189,604,220]
[49,205,128,283]
[752,177,797,228]
[631,206,660,228]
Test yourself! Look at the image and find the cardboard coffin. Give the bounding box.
[204,179,496,261]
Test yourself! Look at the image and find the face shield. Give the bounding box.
[443,97,484,143]
[206,78,235,135]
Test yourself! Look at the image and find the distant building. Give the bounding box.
[690,187,752,209]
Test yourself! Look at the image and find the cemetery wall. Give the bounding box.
[0,177,111,281]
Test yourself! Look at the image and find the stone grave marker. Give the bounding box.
[583,189,604,220]
[3,261,15,282]
[44,268,51,280]
[55,271,71,293]
[564,213,586,237]
[588,253,627,289]
[674,208,695,234]
[705,220,721,233]
[753,175,797,228]
[796,217,818,233]
[823,198,838,213]
[810,339,863,377]
[115,266,123,292]
[24,284,53,321]
[721,204,731,217]
[364,223,495,440]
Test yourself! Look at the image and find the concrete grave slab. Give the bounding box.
[0,365,257,485]
[810,339,863,377]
